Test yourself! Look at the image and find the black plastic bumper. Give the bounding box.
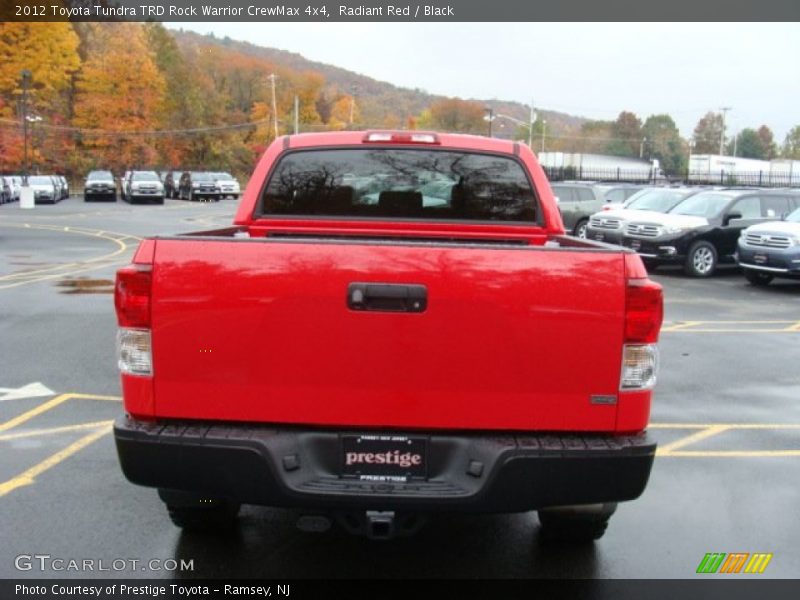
[114,417,656,513]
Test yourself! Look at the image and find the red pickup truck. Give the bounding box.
[113,131,663,542]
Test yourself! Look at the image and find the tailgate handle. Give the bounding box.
[347,283,427,313]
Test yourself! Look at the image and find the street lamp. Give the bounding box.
[639,137,647,159]
[493,112,537,148]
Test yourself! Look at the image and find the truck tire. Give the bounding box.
[574,219,589,239]
[744,269,773,287]
[684,241,717,277]
[537,503,616,543]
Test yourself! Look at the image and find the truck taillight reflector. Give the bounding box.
[620,344,659,390]
[625,278,663,344]
[117,328,152,376]
[115,266,152,328]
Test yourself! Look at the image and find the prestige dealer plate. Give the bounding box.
[341,434,427,481]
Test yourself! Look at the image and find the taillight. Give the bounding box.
[625,278,663,344]
[115,264,153,377]
[115,265,152,328]
[621,254,663,390]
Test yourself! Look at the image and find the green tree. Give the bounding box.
[642,114,686,175]
[418,98,486,134]
[728,128,766,159]
[782,126,800,159]
[692,112,724,154]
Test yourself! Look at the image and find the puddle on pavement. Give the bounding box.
[56,278,115,294]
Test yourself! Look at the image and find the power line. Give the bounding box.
[0,117,270,137]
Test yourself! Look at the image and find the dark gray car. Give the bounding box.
[550,183,605,238]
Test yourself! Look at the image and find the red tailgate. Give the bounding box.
[150,238,625,432]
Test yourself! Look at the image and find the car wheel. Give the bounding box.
[574,219,589,239]
[538,503,616,543]
[744,269,773,287]
[684,241,718,277]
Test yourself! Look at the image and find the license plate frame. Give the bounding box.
[753,253,768,265]
[340,434,428,481]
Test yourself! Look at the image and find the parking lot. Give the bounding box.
[1,196,798,579]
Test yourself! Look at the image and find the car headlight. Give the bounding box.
[664,225,694,235]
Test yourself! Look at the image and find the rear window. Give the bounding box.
[259,148,538,223]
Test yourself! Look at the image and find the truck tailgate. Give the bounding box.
[150,238,625,431]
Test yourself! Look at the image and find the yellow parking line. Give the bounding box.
[0,424,113,497]
[660,321,703,332]
[651,423,800,429]
[657,425,730,456]
[0,420,115,441]
[0,393,73,433]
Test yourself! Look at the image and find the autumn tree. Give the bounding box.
[0,23,81,171]
[756,125,777,159]
[642,114,686,174]
[692,112,724,154]
[609,111,642,157]
[577,120,614,153]
[418,98,485,134]
[73,23,166,171]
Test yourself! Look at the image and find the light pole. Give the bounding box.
[484,107,494,137]
[719,106,731,156]
[20,69,31,184]
[541,120,547,153]
[639,137,647,159]
[492,113,537,147]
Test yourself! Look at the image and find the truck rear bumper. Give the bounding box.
[114,417,656,513]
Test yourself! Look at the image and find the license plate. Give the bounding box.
[341,435,427,481]
[594,233,604,241]
[753,253,768,264]
[630,240,641,250]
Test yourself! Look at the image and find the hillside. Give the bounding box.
[171,29,586,138]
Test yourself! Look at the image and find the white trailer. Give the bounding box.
[768,159,800,186]
[537,152,661,182]
[688,154,771,184]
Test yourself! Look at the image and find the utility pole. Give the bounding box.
[541,120,547,153]
[268,73,278,139]
[719,106,731,156]
[485,107,494,137]
[733,131,738,157]
[20,70,31,185]
[349,85,358,126]
[640,137,647,159]
[294,95,299,135]
[529,100,535,149]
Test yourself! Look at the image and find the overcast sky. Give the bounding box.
[167,22,800,141]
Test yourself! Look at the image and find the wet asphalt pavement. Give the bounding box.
[1,197,798,579]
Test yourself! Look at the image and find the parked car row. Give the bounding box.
[1,175,23,204]
[579,184,800,282]
[81,169,242,204]
[163,170,241,202]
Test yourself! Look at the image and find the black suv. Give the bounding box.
[84,170,117,202]
[621,189,800,276]
[179,171,221,202]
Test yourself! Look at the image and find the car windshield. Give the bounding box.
[786,207,800,223]
[87,171,113,181]
[216,173,234,180]
[132,172,160,181]
[669,192,731,218]
[260,148,538,222]
[626,190,691,213]
[29,176,53,185]
[192,172,215,182]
